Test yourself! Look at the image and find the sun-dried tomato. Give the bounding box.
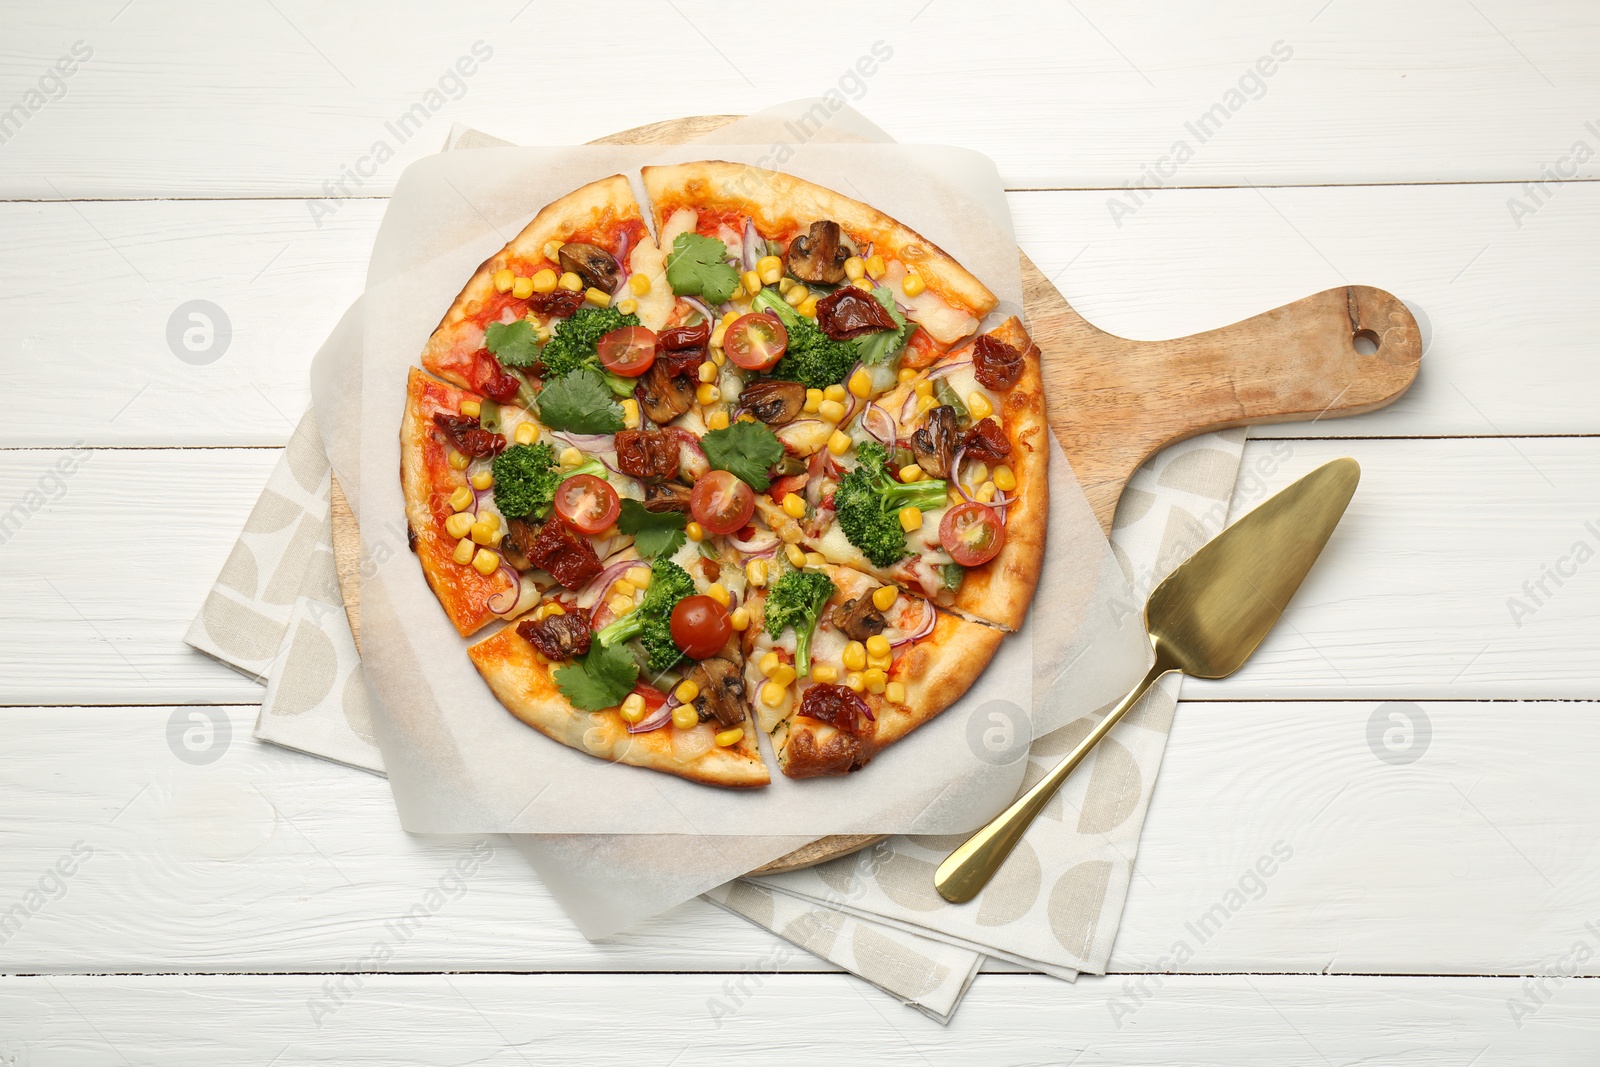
[432,412,505,458]
[816,287,897,340]
[960,418,1011,465]
[526,288,587,318]
[516,607,592,661]
[525,518,602,590]
[972,334,1024,391]
[656,321,711,377]
[613,429,680,480]
[797,683,875,739]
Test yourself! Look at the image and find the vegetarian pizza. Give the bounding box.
[400,161,1047,787]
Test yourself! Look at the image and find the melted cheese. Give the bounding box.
[628,235,673,331]
[882,260,980,346]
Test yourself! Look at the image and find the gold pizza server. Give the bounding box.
[934,457,1361,903]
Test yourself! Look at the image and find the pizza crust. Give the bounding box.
[467,624,771,789]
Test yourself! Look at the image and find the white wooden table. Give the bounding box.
[3,3,1598,1061]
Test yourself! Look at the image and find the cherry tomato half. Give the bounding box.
[689,469,756,536]
[597,325,658,378]
[940,502,1006,567]
[723,312,788,372]
[670,594,734,660]
[553,473,620,535]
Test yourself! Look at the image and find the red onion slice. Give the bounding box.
[611,230,633,295]
[859,402,895,447]
[742,218,762,273]
[951,444,977,504]
[899,390,917,424]
[889,598,938,647]
[926,359,972,380]
[627,697,676,734]
[728,529,780,554]
[680,296,715,323]
[487,565,522,615]
[578,557,639,604]
[550,430,614,452]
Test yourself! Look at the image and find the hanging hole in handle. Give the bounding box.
[1352,329,1381,357]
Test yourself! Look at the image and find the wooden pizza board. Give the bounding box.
[330,115,1420,875]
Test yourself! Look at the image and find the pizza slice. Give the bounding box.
[466,538,768,788]
[733,558,1003,777]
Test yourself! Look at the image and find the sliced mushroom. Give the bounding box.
[689,657,748,729]
[557,242,621,293]
[500,517,539,571]
[736,379,807,425]
[642,481,693,513]
[786,220,849,284]
[635,361,694,425]
[832,596,887,643]
[910,404,959,479]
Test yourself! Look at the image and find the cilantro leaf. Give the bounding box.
[854,287,914,366]
[552,639,639,712]
[700,419,785,492]
[666,232,740,305]
[534,367,625,435]
[484,319,541,368]
[617,499,687,559]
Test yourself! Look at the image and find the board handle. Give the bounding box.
[1041,285,1421,532]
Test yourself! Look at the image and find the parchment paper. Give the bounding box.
[317,107,1149,848]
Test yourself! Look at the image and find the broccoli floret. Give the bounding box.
[539,305,641,380]
[834,440,951,568]
[491,443,562,519]
[595,557,697,673]
[762,569,836,676]
[753,289,859,390]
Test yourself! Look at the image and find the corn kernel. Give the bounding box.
[842,641,867,672]
[915,394,939,417]
[799,296,819,318]
[824,384,847,403]
[770,664,797,688]
[897,367,918,384]
[621,398,641,430]
[706,410,730,431]
[966,461,989,486]
[781,493,806,519]
[509,275,533,300]
[827,429,853,456]
[617,298,638,315]
[715,727,744,748]
[686,522,705,542]
[845,672,865,693]
[492,268,515,293]
[899,464,924,483]
[584,287,611,308]
[730,606,751,631]
[843,256,865,281]
[779,524,803,543]
[899,506,923,532]
[449,486,474,512]
[722,310,741,326]
[804,388,824,413]
[448,449,471,471]
[802,663,836,686]
[697,361,718,383]
[544,602,566,617]
[460,398,482,418]
[445,512,473,539]
[737,411,756,422]
[706,582,730,607]
[559,447,583,469]
[967,391,994,420]
[784,284,807,308]
[757,255,784,284]
[778,277,796,295]
[474,510,500,531]
[696,383,720,406]
[852,277,875,292]
[865,254,886,277]
[470,470,494,491]
[472,548,500,575]
[557,271,583,292]
[872,585,898,611]
[712,350,727,367]
[865,634,892,659]
[672,705,700,730]
[532,268,558,294]
[674,679,700,704]
[625,566,651,589]
[544,241,563,262]
[710,325,727,349]
[868,652,892,672]
[994,464,1017,492]
[803,552,825,569]
[629,273,652,296]
[977,481,997,503]
[609,594,634,617]
[759,651,781,677]
[746,559,768,587]
[785,543,807,568]
[949,487,966,507]
[453,538,476,565]
[901,272,926,298]
[885,681,906,704]
[863,668,888,694]
[741,269,761,295]
[760,681,788,708]
[612,579,636,599]
[620,693,647,724]
[848,368,873,399]
[514,422,538,445]
[470,520,496,545]
[817,399,846,424]
[912,379,933,399]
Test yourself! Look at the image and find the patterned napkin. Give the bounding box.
[185,110,1252,1020]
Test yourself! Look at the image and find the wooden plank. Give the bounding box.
[1,439,1594,704]
[3,2,1599,196]
[2,701,1595,977]
[0,974,1594,1062]
[3,181,1597,446]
